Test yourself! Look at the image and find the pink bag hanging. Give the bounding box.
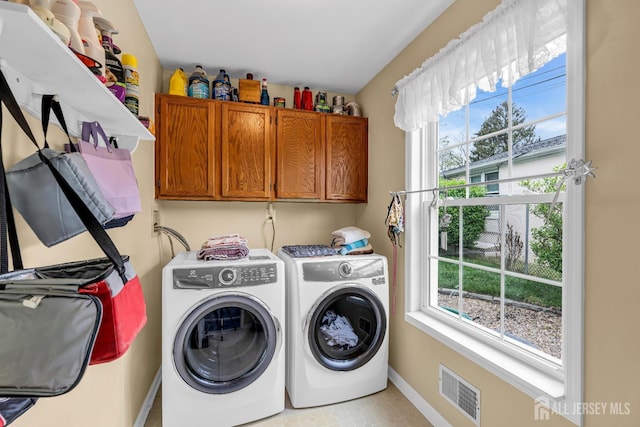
[69,121,142,220]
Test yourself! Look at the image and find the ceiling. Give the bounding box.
[132,0,453,95]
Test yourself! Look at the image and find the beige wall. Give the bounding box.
[358,0,640,426]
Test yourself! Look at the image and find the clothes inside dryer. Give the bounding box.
[308,286,386,371]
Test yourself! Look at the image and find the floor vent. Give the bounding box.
[439,365,481,425]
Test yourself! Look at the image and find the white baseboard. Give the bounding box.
[134,366,162,427]
[388,367,452,427]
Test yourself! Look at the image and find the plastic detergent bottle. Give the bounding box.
[77,1,105,78]
[169,68,187,96]
[94,16,125,102]
[212,69,231,101]
[188,65,209,99]
[122,53,139,116]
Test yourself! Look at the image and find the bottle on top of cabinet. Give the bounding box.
[293,87,301,109]
[260,78,270,106]
[169,68,187,96]
[212,69,231,101]
[188,65,209,99]
[302,87,313,110]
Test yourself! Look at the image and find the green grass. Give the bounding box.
[438,259,562,309]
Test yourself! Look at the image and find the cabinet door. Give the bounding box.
[155,94,218,199]
[220,103,274,199]
[276,109,325,199]
[325,116,368,202]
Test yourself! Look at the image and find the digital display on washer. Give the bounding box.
[173,263,278,289]
[302,259,385,282]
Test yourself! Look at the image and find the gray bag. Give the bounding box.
[0,276,102,397]
[5,96,115,247]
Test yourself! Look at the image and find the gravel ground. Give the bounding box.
[438,292,562,359]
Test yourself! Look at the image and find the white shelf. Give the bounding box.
[0,2,154,152]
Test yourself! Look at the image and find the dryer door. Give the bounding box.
[173,293,280,394]
[307,285,386,371]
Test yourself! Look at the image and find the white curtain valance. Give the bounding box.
[393,0,567,132]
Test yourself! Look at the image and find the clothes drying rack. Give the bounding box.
[389,158,596,198]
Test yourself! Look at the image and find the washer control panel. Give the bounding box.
[173,263,279,289]
[302,258,386,283]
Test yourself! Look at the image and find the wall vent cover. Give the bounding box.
[439,364,481,425]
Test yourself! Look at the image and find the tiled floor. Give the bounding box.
[144,381,433,426]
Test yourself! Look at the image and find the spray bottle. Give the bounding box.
[77,1,105,79]
[51,0,84,54]
[93,15,125,102]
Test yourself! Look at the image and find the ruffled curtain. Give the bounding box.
[393,0,567,132]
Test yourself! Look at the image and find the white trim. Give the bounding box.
[560,0,586,424]
[133,366,162,427]
[388,367,452,427]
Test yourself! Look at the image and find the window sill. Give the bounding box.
[405,310,565,400]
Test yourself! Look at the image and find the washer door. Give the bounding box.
[307,285,386,371]
[173,293,280,394]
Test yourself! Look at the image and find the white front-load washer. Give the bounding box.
[162,249,285,427]
[277,249,389,408]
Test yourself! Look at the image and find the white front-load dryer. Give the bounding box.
[162,249,285,427]
[277,249,389,408]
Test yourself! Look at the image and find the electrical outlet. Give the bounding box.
[265,203,276,224]
[152,208,160,236]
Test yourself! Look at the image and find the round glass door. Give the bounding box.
[173,293,280,394]
[307,285,386,371]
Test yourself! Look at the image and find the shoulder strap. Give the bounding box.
[42,94,77,152]
[0,106,23,272]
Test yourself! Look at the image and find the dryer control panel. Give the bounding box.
[302,259,386,283]
[173,264,279,289]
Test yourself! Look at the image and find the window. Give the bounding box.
[470,172,499,194]
[434,51,567,359]
[484,172,499,194]
[396,0,585,425]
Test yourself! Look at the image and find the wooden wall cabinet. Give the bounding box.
[325,115,368,202]
[155,94,368,203]
[276,111,368,202]
[220,103,274,200]
[155,94,219,200]
[276,109,325,199]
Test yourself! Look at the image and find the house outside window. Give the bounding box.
[395,0,585,424]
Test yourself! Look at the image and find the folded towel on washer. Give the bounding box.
[197,233,249,261]
[344,243,374,256]
[331,226,371,246]
[338,238,369,255]
[281,245,338,258]
[320,310,359,348]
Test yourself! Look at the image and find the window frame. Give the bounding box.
[403,2,585,425]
